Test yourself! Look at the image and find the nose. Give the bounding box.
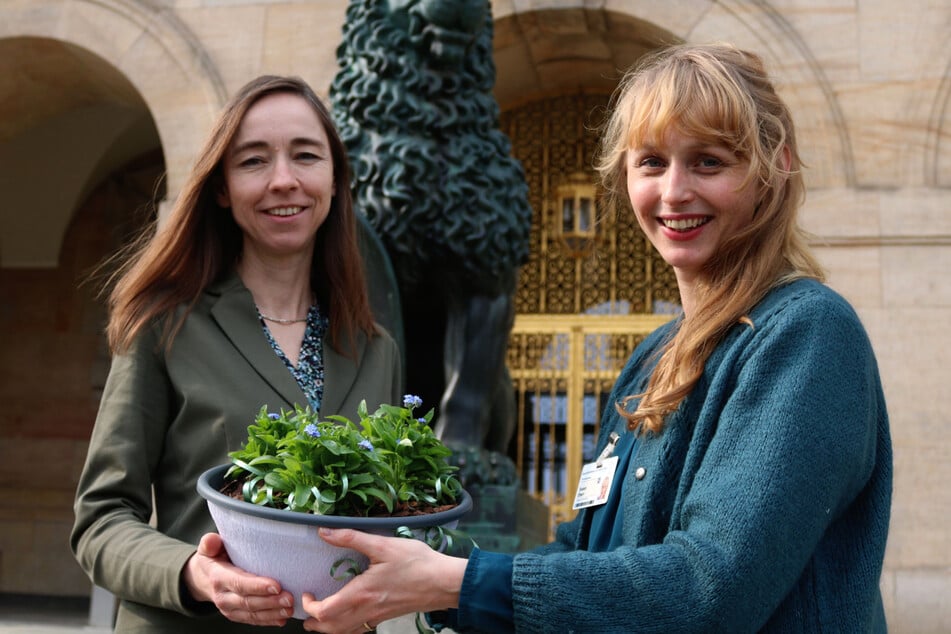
[660,162,694,207]
[269,156,298,191]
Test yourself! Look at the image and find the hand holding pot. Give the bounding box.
[183,532,295,626]
[300,527,467,633]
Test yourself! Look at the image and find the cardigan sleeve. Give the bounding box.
[70,328,203,615]
[507,287,887,633]
[451,548,516,632]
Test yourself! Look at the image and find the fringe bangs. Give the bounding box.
[625,56,757,162]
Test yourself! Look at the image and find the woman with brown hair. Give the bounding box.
[301,43,892,633]
[71,75,400,633]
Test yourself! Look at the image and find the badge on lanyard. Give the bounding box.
[572,432,620,510]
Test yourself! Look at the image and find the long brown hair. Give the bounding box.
[597,43,825,434]
[103,75,375,356]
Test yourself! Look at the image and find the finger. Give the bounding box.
[318,527,390,560]
[225,569,286,600]
[238,589,294,612]
[219,604,290,627]
[318,527,363,548]
[223,606,290,627]
[218,588,294,625]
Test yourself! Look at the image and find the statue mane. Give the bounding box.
[330,0,531,295]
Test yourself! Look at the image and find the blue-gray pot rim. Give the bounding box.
[197,463,472,529]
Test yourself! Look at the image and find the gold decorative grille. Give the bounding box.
[507,314,671,537]
[500,94,680,538]
[499,93,680,316]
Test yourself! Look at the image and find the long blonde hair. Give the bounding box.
[596,43,825,434]
[102,76,375,357]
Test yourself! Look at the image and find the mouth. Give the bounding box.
[660,216,711,232]
[265,206,304,217]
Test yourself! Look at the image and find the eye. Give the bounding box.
[696,155,723,169]
[237,155,265,168]
[295,151,322,162]
[635,155,666,170]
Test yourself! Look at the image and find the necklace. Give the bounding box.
[258,307,309,325]
[259,314,307,325]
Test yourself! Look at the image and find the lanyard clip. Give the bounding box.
[596,432,620,467]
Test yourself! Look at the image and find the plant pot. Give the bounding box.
[197,464,472,620]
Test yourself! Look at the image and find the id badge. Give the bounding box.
[572,456,619,509]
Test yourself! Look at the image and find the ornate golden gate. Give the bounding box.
[500,94,680,538]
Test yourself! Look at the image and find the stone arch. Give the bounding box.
[925,52,951,187]
[0,36,164,268]
[492,1,853,188]
[0,0,226,202]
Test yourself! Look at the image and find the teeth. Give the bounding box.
[662,217,708,231]
[267,206,302,217]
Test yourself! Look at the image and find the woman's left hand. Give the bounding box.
[301,527,467,633]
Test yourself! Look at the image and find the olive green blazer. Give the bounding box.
[71,273,401,633]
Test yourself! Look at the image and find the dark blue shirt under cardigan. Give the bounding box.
[447,279,892,633]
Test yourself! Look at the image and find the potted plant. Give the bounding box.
[197,395,472,620]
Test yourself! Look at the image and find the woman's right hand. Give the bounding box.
[182,532,294,626]
[300,527,466,633]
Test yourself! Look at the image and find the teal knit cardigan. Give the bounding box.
[482,279,891,632]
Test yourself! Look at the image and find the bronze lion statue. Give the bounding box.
[330,0,531,457]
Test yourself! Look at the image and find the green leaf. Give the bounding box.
[363,487,394,513]
[227,397,461,519]
[330,557,363,581]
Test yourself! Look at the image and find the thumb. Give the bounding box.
[197,532,225,557]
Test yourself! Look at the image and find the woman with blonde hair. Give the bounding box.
[71,75,401,632]
[302,43,891,633]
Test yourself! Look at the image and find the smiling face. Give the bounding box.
[625,128,758,292]
[217,92,335,266]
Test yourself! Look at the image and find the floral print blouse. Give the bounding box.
[258,303,328,411]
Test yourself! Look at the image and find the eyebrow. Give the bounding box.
[229,137,329,155]
[630,140,730,155]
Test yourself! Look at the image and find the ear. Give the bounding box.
[779,144,792,173]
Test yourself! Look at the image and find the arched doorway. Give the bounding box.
[490,3,861,539]
[491,9,682,535]
[0,36,163,597]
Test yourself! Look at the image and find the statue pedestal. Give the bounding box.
[450,448,552,553]
[458,483,521,553]
[514,489,551,551]
[456,485,552,554]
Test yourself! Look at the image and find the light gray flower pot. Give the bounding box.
[197,464,472,620]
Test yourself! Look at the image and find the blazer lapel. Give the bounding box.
[320,330,365,418]
[208,274,308,409]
